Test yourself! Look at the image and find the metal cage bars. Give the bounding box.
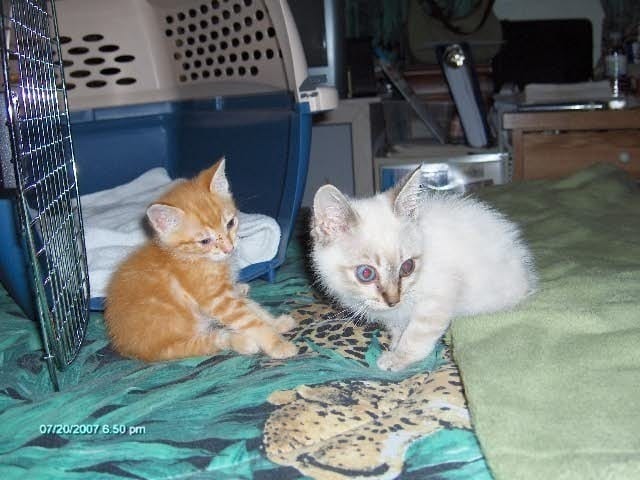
[0,0,89,389]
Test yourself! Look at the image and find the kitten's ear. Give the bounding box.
[393,166,423,219]
[199,157,230,195]
[312,185,357,243]
[147,204,185,235]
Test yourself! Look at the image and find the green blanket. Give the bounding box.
[451,164,640,479]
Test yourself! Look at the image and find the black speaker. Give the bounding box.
[345,38,378,97]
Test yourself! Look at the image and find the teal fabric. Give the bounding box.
[451,164,640,479]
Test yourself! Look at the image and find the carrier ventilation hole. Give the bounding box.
[84,57,105,65]
[68,46,89,55]
[116,77,136,85]
[86,80,106,88]
[164,1,277,83]
[82,34,104,42]
[58,35,138,90]
[99,45,119,53]
[69,70,90,78]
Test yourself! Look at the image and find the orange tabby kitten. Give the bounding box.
[104,158,298,362]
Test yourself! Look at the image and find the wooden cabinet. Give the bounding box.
[503,109,640,181]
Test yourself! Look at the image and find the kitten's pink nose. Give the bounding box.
[381,289,401,307]
[220,240,234,254]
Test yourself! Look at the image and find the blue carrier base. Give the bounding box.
[0,92,312,317]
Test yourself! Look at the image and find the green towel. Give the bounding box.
[450,164,640,479]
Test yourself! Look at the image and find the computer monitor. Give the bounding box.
[288,0,346,97]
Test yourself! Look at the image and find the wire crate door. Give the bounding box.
[0,0,90,389]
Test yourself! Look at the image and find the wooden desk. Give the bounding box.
[503,109,640,181]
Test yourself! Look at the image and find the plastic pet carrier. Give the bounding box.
[0,0,336,383]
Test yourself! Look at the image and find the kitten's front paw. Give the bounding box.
[214,329,231,350]
[268,341,298,359]
[273,314,297,333]
[377,351,415,372]
[229,334,260,355]
[235,283,250,297]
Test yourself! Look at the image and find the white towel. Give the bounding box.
[81,168,281,299]
[235,211,281,270]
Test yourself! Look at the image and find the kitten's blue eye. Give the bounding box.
[400,259,415,277]
[355,265,377,283]
[227,217,236,230]
[199,238,211,245]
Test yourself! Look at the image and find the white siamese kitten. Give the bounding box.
[310,167,536,371]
